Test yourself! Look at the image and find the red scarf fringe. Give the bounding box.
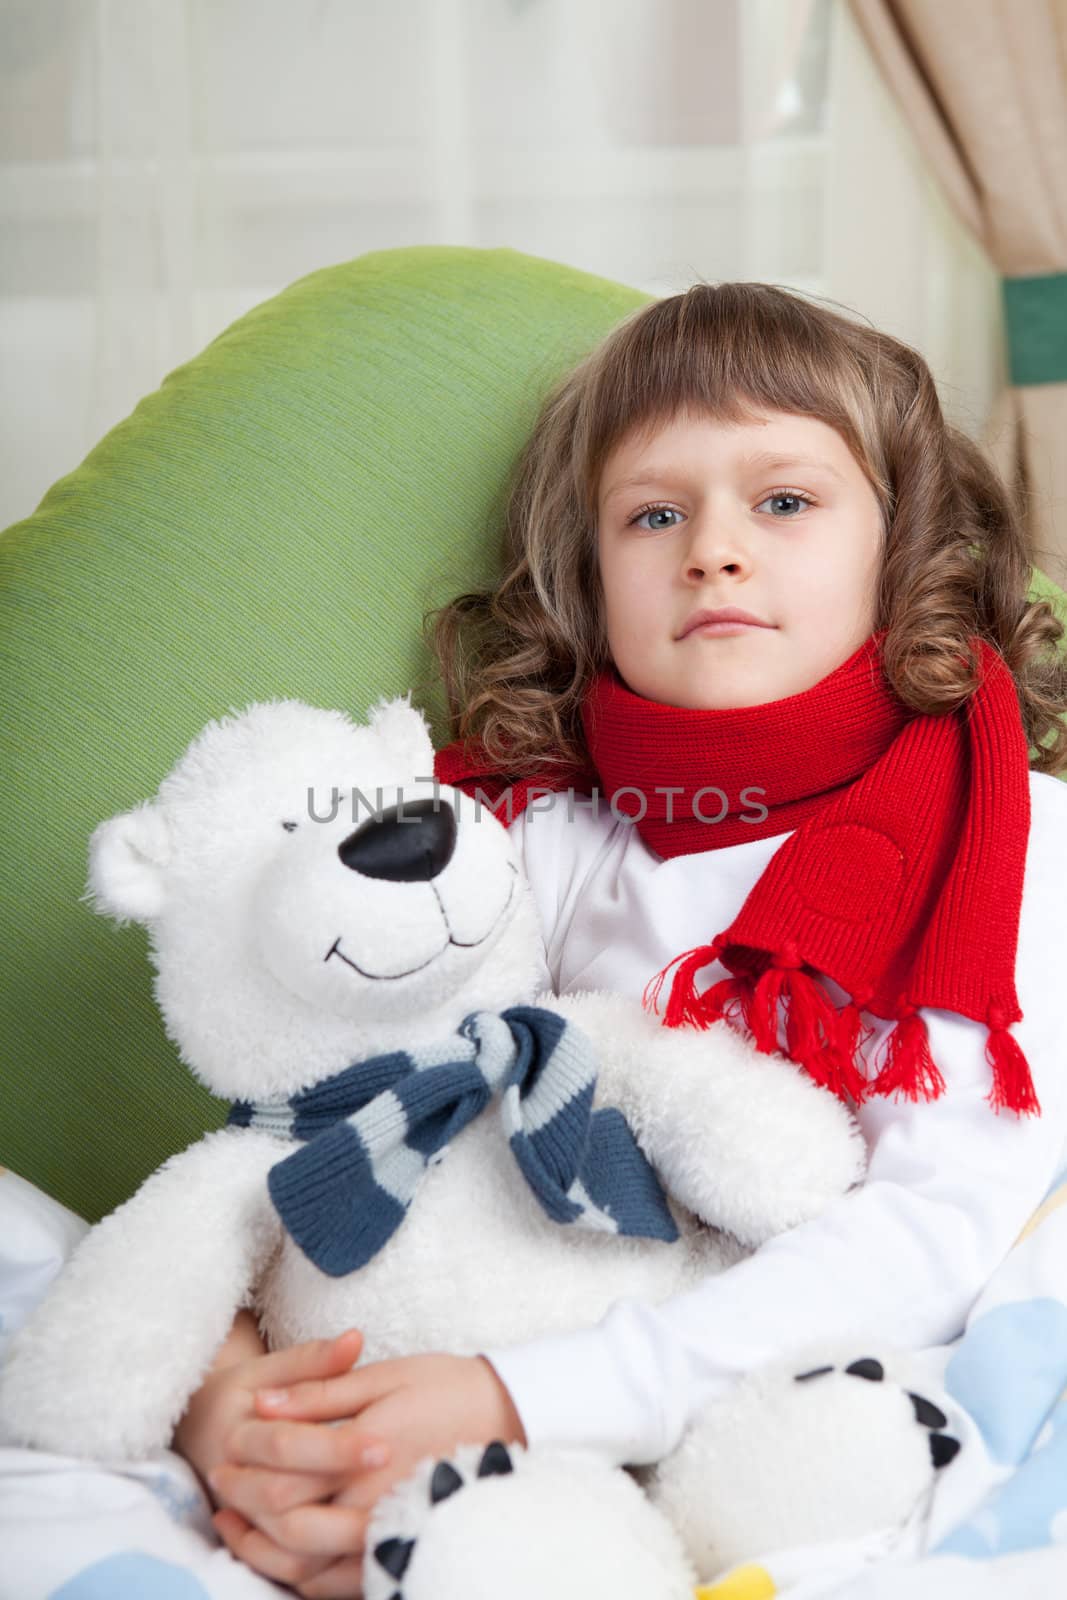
[867,1005,945,1102]
[643,946,1040,1118]
[985,1006,1042,1115]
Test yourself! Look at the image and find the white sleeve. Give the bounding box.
[479,777,1067,1468]
[481,1006,1067,1466]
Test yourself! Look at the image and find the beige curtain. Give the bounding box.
[848,0,1067,591]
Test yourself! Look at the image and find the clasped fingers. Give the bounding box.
[209,1461,343,1520]
[230,1414,386,1476]
[257,1367,369,1421]
[212,1505,365,1597]
[215,1481,370,1560]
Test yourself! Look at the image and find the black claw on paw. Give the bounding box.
[930,1432,961,1469]
[908,1391,949,1430]
[430,1459,465,1504]
[374,1536,415,1579]
[794,1365,836,1382]
[477,1440,514,1477]
[844,1357,885,1382]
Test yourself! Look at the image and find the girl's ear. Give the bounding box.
[366,692,435,777]
[82,801,172,925]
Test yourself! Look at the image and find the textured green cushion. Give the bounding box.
[1,246,649,1223]
[3,244,1065,1224]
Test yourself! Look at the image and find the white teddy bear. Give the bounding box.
[0,696,959,1595]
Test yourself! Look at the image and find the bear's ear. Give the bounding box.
[82,801,173,925]
[366,693,435,776]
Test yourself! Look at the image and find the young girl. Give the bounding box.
[173,280,1067,1597]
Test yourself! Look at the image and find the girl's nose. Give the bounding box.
[682,516,751,581]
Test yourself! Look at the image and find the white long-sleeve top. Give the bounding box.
[479,770,1067,1468]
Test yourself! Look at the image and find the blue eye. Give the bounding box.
[628,490,816,531]
[629,503,683,530]
[756,491,816,517]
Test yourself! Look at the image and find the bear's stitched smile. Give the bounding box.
[324,862,519,981]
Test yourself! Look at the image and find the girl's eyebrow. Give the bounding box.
[602,452,847,502]
[742,452,847,483]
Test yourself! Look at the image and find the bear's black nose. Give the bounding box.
[338,798,457,882]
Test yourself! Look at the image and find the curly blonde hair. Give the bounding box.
[428,280,1067,777]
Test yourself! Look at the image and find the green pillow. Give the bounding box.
[3,244,1064,1224]
[1,245,648,1223]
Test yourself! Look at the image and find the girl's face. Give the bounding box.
[595,407,884,709]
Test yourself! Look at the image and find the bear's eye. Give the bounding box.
[281,821,298,833]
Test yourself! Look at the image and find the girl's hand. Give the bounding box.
[173,1320,379,1503]
[210,1350,527,1599]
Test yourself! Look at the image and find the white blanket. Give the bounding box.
[4,1163,1067,1599]
[697,1158,1067,1597]
[0,1167,283,1599]
[0,1443,285,1599]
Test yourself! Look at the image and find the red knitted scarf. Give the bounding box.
[433,630,1038,1117]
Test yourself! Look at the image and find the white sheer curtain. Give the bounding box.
[0,0,1004,531]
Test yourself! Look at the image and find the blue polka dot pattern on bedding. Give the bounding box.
[943,1298,1067,1466]
[934,1391,1067,1557]
[49,1551,213,1598]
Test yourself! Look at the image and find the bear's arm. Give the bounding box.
[537,989,865,1247]
[0,1127,284,1461]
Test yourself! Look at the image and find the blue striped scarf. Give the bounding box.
[227,1005,679,1277]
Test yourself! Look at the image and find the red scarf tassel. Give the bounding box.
[643,941,730,1029]
[985,1005,1042,1116]
[837,992,878,1102]
[868,1004,946,1103]
[645,952,1041,1118]
[748,945,868,1105]
[645,940,869,1107]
